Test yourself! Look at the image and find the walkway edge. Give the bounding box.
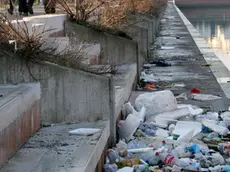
[174,3,230,99]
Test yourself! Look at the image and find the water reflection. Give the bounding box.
[182,8,230,53]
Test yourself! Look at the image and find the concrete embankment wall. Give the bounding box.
[124,12,165,77]
[0,56,111,124]
[0,83,40,167]
[65,22,138,65]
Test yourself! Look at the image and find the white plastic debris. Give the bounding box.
[191,94,221,101]
[69,128,101,136]
[135,90,177,120]
[127,147,154,153]
[173,121,202,142]
[133,107,146,122]
[140,71,156,82]
[155,128,169,137]
[175,93,188,100]
[202,119,229,136]
[123,102,137,118]
[177,104,203,116]
[117,167,134,172]
[205,112,219,121]
[119,114,141,142]
[155,107,190,120]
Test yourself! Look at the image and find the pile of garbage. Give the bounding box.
[104,90,230,172]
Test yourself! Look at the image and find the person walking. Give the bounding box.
[7,0,14,15]
[27,0,35,15]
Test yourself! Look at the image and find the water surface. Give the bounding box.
[181,7,230,70]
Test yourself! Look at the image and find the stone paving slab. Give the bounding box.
[130,2,230,112]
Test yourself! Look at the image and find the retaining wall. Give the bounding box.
[0,83,40,167]
[0,55,111,124]
[65,22,138,65]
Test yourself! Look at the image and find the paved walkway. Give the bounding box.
[130,2,230,112]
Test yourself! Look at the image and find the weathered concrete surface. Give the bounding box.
[130,2,230,111]
[0,83,40,167]
[0,120,109,172]
[65,22,138,65]
[0,55,110,124]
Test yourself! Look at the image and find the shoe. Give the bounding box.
[19,12,22,15]
[28,6,34,15]
[7,9,13,15]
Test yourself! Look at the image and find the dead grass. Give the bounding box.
[57,0,167,30]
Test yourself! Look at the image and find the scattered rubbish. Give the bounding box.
[191,88,201,94]
[174,121,202,136]
[69,128,101,136]
[202,119,229,136]
[140,71,156,82]
[144,83,156,89]
[149,59,171,67]
[175,93,188,100]
[135,90,177,120]
[202,63,212,67]
[173,83,185,87]
[155,59,171,67]
[104,164,118,172]
[117,167,134,172]
[161,46,175,50]
[119,114,141,142]
[191,94,222,101]
[105,90,230,171]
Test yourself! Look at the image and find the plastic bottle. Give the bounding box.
[133,164,149,172]
[160,152,181,167]
[186,144,200,154]
[104,164,118,172]
[115,158,140,168]
[107,149,120,163]
[218,143,230,154]
[147,152,160,165]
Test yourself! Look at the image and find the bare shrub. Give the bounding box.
[0,12,116,79]
[56,0,105,24]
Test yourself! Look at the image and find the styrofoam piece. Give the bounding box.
[221,111,230,120]
[140,71,157,82]
[173,121,202,138]
[133,107,146,122]
[191,94,221,101]
[176,129,195,144]
[117,167,134,172]
[155,107,190,120]
[202,119,229,136]
[69,128,101,136]
[135,90,177,120]
[119,114,141,142]
[177,104,203,116]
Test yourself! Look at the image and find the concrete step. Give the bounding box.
[0,120,109,172]
[0,83,41,168]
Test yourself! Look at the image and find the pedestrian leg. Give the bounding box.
[27,0,35,14]
[8,0,14,15]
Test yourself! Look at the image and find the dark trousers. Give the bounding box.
[19,0,27,13]
[19,0,35,13]
[9,0,13,11]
